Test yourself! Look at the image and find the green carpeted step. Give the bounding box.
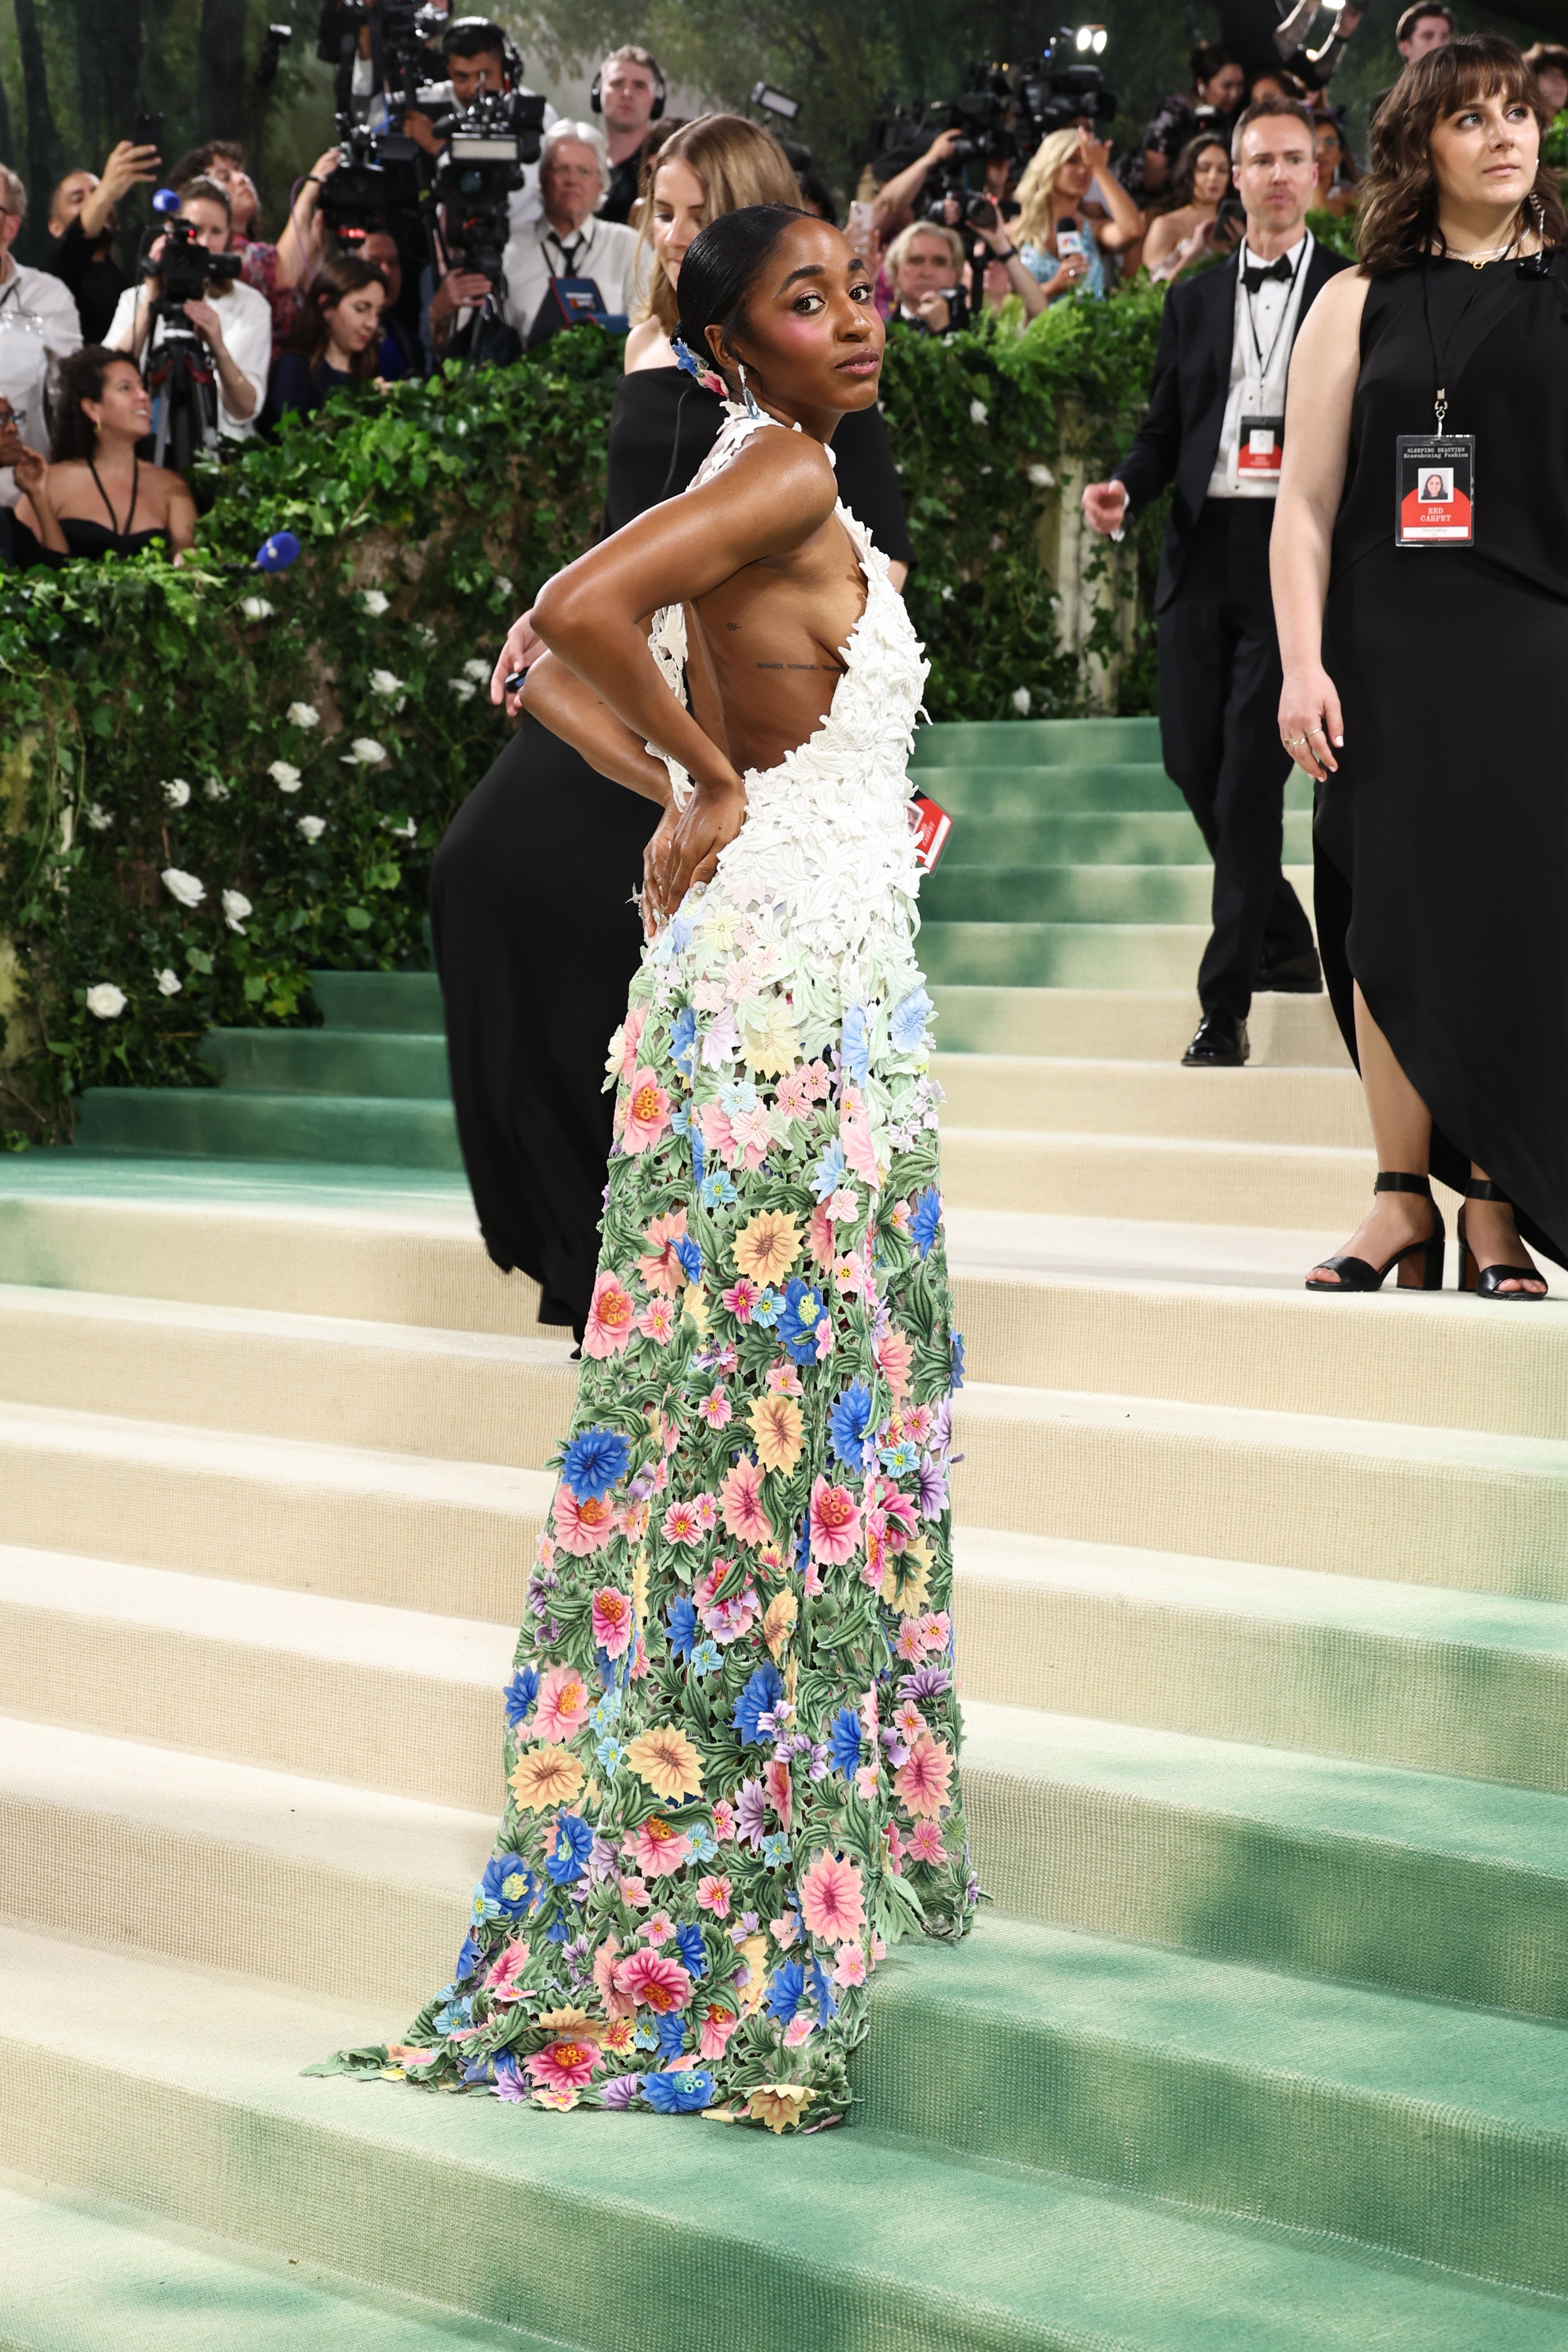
[922,864,1215,925]
[0,2176,550,2352]
[917,760,1186,815]
[937,809,1274,866]
[920,921,1209,988]
[6,1925,1568,2352]
[861,1915,1568,2297]
[927,985,1347,1064]
[198,1028,451,1100]
[913,715,1165,767]
[73,1089,463,1171]
[310,970,444,1032]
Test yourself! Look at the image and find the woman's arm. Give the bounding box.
[520,651,673,802]
[162,469,198,556]
[1141,210,1185,270]
[276,151,338,289]
[13,453,66,553]
[1271,269,1370,785]
[1082,144,1145,252]
[871,130,961,236]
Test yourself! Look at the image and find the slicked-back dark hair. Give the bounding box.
[674,203,804,373]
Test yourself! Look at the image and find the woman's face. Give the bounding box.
[1536,64,1568,113]
[1429,86,1540,215]
[718,217,883,422]
[85,361,151,441]
[1055,144,1093,199]
[328,281,385,355]
[229,171,259,233]
[1192,144,1231,204]
[1315,126,1341,175]
[896,234,956,299]
[650,157,707,293]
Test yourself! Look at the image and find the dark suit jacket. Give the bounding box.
[1114,239,1350,611]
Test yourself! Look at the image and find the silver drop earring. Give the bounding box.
[736,358,764,421]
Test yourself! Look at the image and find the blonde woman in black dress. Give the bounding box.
[1273,34,1565,1296]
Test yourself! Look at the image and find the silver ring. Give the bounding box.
[1307,725,1326,736]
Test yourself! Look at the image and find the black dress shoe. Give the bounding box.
[1253,948,1323,994]
[1182,1009,1250,1067]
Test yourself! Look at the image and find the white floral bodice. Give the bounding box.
[647,406,929,965]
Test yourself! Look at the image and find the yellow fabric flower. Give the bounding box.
[749,1392,804,1474]
[683,1285,711,1334]
[748,2083,816,2133]
[625,1723,705,1800]
[736,1932,769,2015]
[763,1590,798,1661]
[537,2006,604,2042]
[881,1541,932,1617]
[509,1742,585,1813]
[734,1209,800,1285]
[632,1545,650,1629]
[743,1000,800,1076]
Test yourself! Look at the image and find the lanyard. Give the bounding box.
[543,227,588,278]
[1242,239,1304,389]
[1418,248,1511,431]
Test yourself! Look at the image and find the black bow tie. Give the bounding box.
[1243,254,1296,293]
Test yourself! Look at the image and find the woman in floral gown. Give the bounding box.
[323,207,974,2132]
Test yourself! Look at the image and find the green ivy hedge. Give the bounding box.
[0,289,1165,1139]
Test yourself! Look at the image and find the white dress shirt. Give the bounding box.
[1207,227,1313,501]
[499,212,639,341]
[0,262,82,509]
[106,276,272,442]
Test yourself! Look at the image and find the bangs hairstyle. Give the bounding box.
[636,113,803,334]
[1358,33,1565,273]
[674,204,807,377]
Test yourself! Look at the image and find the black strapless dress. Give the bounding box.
[429,368,914,1333]
[1316,252,1568,1271]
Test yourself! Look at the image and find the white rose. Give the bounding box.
[385,816,416,840]
[297,814,326,842]
[269,761,303,793]
[1027,462,1055,487]
[447,677,477,703]
[162,867,206,909]
[1011,686,1032,715]
[240,596,274,620]
[342,737,387,765]
[287,701,320,729]
[969,398,989,425]
[412,623,437,648]
[155,968,182,996]
[361,589,390,616]
[85,983,126,1019]
[370,667,407,698]
[462,658,491,683]
[204,776,231,802]
[495,573,514,597]
[162,778,191,809]
[222,888,253,934]
[940,586,954,603]
[85,803,112,831]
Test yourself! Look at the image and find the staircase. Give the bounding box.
[3,717,1568,2350]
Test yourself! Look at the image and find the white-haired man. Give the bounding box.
[0,161,82,512]
[499,120,637,347]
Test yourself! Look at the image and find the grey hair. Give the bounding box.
[541,118,610,206]
[0,162,26,221]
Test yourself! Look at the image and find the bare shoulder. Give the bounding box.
[1307,266,1373,333]
[623,319,671,373]
[725,425,838,514]
[147,460,192,497]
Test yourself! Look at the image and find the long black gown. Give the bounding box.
[429,368,914,1332]
[1315,251,1568,1271]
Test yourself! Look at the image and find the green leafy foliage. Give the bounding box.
[0,295,1164,1132]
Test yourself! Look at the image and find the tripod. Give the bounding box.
[142,316,221,474]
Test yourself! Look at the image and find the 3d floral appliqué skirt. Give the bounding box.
[319,867,974,2133]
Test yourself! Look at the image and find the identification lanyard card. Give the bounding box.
[1395,433,1474,546]
[1234,374,1285,484]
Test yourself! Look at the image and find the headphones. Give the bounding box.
[590,53,666,119]
[443,16,526,91]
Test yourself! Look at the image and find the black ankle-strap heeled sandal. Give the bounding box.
[1307,1171,1447,1295]
[1457,1178,1548,1300]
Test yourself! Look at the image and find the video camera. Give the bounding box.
[316,0,447,111]
[875,27,1117,191]
[135,195,244,471]
[139,207,244,315]
[434,89,543,284]
[319,119,428,246]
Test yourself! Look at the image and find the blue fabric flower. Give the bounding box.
[544,1915,571,1944]
[502,1665,539,1727]
[674,1923,708,1980]
[762,1832,793,1868]
[690,1639,723,1677]
[951,1330,966,1390]
[733,1660,783,1745]
[776,1275,826,1364]
[911,1186,942,1260]
[560,1426,631,1501]
[543,1812,594,1885]
[765,1960,806,2024]
[474,1853,535,1920]
[829,1377,873,1468]
[451,1929,485,1983]
[812,1140,847,1201]
[879,1439,919,1476]
[667,1596,698,1661]
[691,1126,706,1186]
[700,1168,737,1210]
[643,2066,716,2113]
[890,987,934,1055]
[752,1287,782,1327]
[654,2007,689,2059]
[828,1706,863,1774]
[810,1953,839,2021]
[668,912,695,955]
[841,1002,870,1088]
[673,1233,703,1284]
[670,1004,697,1078]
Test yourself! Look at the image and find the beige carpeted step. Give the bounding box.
[952,1383,1568,1599]
[941,1125,1375,1224]
[0,1405,552,1623]
[934,1056,1372,1146]
[0,1287,576,1471]
[934,985,1350,1066]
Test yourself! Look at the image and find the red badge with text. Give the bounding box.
[1396,434,1474,546]
[909,794,953,873]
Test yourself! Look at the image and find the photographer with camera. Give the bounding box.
[1014,125,1142,300]
[1137,48,1246,199]
[44,142,161,344]
[883,220,969,334]
[595,46,667,225]
[11,346,195,562]
[107,178,270,448]
[404,17,554,229]
[169,138,343,352]
[0,162,83,520]
[500,120,638,347]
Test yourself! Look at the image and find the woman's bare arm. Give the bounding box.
[520,651,673,803]
[1271,269,1369,784]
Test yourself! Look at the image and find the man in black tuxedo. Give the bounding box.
[1083,97,1349,1066]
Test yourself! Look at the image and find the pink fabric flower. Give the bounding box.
[613,1948,693,2013]
[711,1801,737,1843]
[775,1067,812,1120]
[618,1005,648,1079]
[483,1939,531,2002]
[583,1270,636,1359]
[906,1818,947,1866]
[634,1816,693,1877]
[698,1388,733,1429]
[622,1067,672,1154]
[720,1458,772,1549]
[619,1875,650,1908]
[533,1661,591,1742]
[800,1850,867,1941]
[783,2015,816,2047]
[699,1102,735,1159]
[832,1941,868,1987]
[526,2036,602,2091]
[723,1277,760,1322]
[637,1208,691,1293]
[552,1484,617,1556]
[874,1325,913,1398]
[594,1932,633,2018]
[698,2002,740,2060]
[841,1107,880,1186]
[591,1587,634,1658]
[765,1756,792,1830]
[661,1498,703,1546]
[637,1294,678,1345]
[808,1202,836,1268]
[895,1734,954,1819]
[730,1099,775,1170]
[697,1873,732,1917]
[808,1476,861,1565]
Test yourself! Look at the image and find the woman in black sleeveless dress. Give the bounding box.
[1273,36,1566,1295]
[12,346,195,565]
[430,120,912,1336]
